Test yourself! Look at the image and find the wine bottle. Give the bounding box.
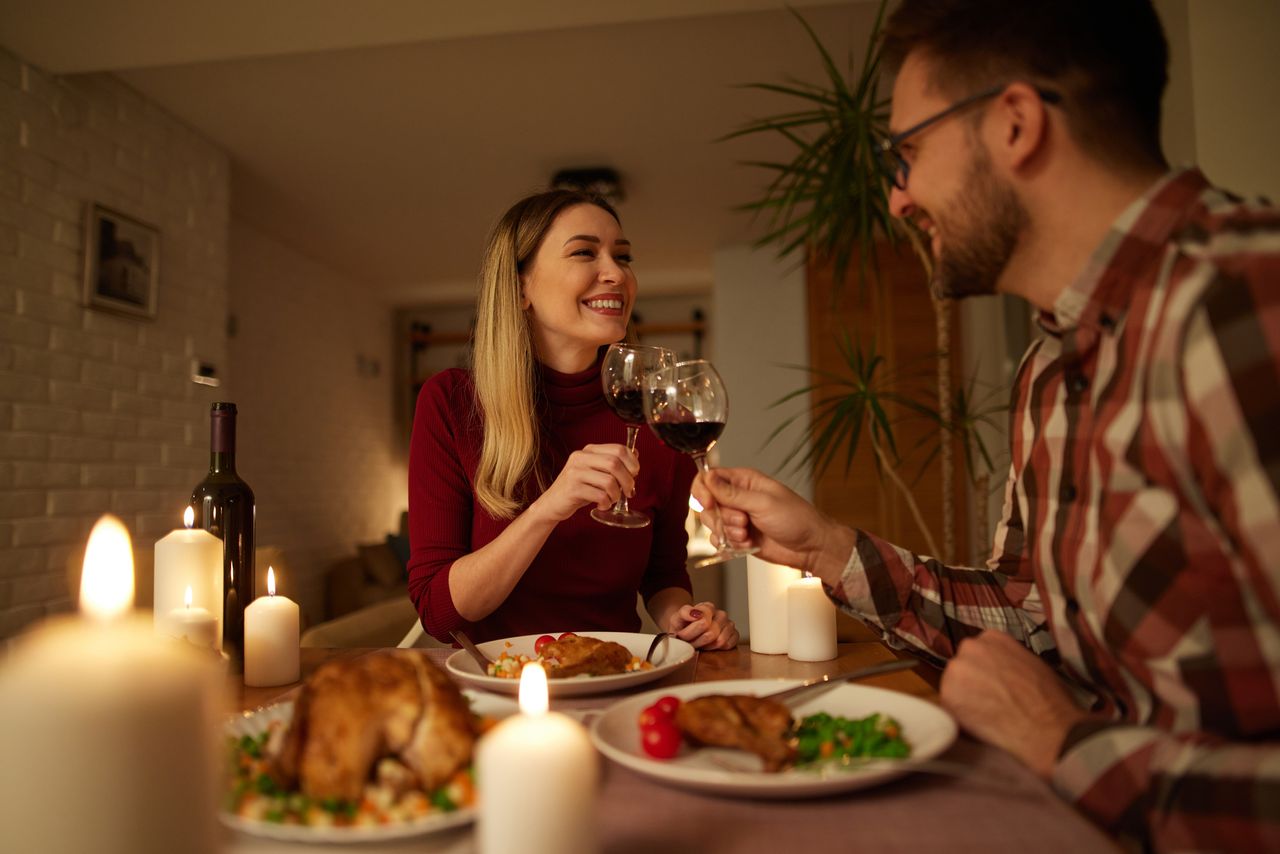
[191,402,255,671]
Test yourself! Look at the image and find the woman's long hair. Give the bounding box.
[471,189,621,519]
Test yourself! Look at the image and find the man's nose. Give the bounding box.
[888,184,914,220]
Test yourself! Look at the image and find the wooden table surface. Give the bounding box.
[224,642,1116,854]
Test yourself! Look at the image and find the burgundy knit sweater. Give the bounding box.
[406,358,695,644]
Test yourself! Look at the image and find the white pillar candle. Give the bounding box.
[747,556,802,654]
[154,506,223,648]
[477,663,598,854]
[0,515,223,854]
[168,585,219,649]
[243,567,300,688]
[787,575,838,662]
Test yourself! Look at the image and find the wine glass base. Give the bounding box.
[591,507,651,529]
[689,546,760,569]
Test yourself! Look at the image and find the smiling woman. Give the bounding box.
[404,189,740,653]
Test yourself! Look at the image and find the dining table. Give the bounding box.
[224,640,1118,853]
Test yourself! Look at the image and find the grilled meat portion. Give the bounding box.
[268,650,475,801]
[540,634,632,677]
[675,694,796,772]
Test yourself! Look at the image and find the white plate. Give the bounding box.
[220,691,519,843]
[590,678,957,798]
[445,631,695,697]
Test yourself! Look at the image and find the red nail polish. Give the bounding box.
[689,609,703,619]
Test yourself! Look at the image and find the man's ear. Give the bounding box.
[992,82,1050,172]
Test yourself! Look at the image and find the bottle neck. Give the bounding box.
[210,411,237,472]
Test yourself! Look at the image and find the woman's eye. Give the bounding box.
[615,254,633,264]
[571,248,595,257]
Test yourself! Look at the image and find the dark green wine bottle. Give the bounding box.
[191,402,255,671]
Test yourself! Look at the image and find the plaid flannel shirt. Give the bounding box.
[833,169,1280,850]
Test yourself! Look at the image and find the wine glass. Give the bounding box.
[642,359,759,567]
[591,343,676,528]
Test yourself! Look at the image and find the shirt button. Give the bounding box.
[1065,598,1080,616]
[1067,373,1089,393]
[1062,485,1078,502]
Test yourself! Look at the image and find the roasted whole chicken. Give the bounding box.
[267,650,475,801]
[675,694,797,772]
[539,634,633,678]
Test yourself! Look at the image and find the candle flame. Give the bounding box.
[267,566,276,596]
[518,662,549,715]
[183,505,194,529]
[184,585,193,608]
[80,514,134,621]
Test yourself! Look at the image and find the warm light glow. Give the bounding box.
[183,505,194,529]
[518,662,549,715]
[267,566,276,597]
[79,514,135,621]
[184,585,193,608]
[689,495,704,513]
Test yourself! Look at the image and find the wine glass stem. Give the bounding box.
[613,424,640,514]
[692,454,729,553]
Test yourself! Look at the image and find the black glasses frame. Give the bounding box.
[875,84,1063,190]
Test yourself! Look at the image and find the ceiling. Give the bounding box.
[0,1,880,304]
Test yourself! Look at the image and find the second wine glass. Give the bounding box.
[642,359,760,567]
[592,343,676,528]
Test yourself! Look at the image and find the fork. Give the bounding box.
[644,632,672,664]
[450,629,494,671]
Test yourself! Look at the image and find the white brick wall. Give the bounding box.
[0,47,230,638]
[228,221,402,627]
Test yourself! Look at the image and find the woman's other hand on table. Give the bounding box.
[668,601,738,650]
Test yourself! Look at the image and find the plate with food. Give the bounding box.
[222,650,519,843]
[445,631,695,697]
[590,678,957,798]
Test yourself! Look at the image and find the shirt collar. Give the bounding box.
[1042,167,1211,335]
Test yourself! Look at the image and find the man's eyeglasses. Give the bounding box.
[875,84,1062,190]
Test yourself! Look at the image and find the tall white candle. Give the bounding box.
[243,567,300,688]
[0,515,223,854]
[787,574,838,661]
[747,556,802,654]
[154,506,223,648]
[168,585,219,649]
[477,663,598,854]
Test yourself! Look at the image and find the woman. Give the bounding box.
[407,189,738,649]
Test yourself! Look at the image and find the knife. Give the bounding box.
[759,658,918,705]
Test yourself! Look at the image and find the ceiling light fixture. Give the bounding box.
[551,167,625,204]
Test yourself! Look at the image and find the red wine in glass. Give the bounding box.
[642,359,759,567]
[592,343,675,528]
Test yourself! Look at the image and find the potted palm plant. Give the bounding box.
[726,2,1000,561]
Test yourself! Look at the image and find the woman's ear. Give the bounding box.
[518,277,532,310]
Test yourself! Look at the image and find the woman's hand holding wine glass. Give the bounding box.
[591,343,675,528]
[642,359,759,567]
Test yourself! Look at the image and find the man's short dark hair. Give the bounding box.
[881,0,1169,172]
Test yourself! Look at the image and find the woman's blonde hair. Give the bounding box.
[471,189,621,519]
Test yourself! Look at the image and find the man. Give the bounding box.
[696,1,1279,849]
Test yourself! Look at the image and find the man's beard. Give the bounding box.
[929,145,1028,300]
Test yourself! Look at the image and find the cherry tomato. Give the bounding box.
[533,634,556,655]
[557,631,577,641]
[640,721,682,759]
[638,707,664,730]
[652,696,681,719]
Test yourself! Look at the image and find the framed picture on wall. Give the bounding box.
[82,202,159,319]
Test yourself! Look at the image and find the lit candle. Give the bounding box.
[153,506,222,648]
[787,574,838,662]
[747,556,802,654]
[168,585,218,649]
[243,567,300,688]
[477,663,598,854]
[0,515,223,854]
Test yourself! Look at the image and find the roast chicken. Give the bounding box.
[267,650,475,801]
[675,694,797,772]
[539,634,633,678]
